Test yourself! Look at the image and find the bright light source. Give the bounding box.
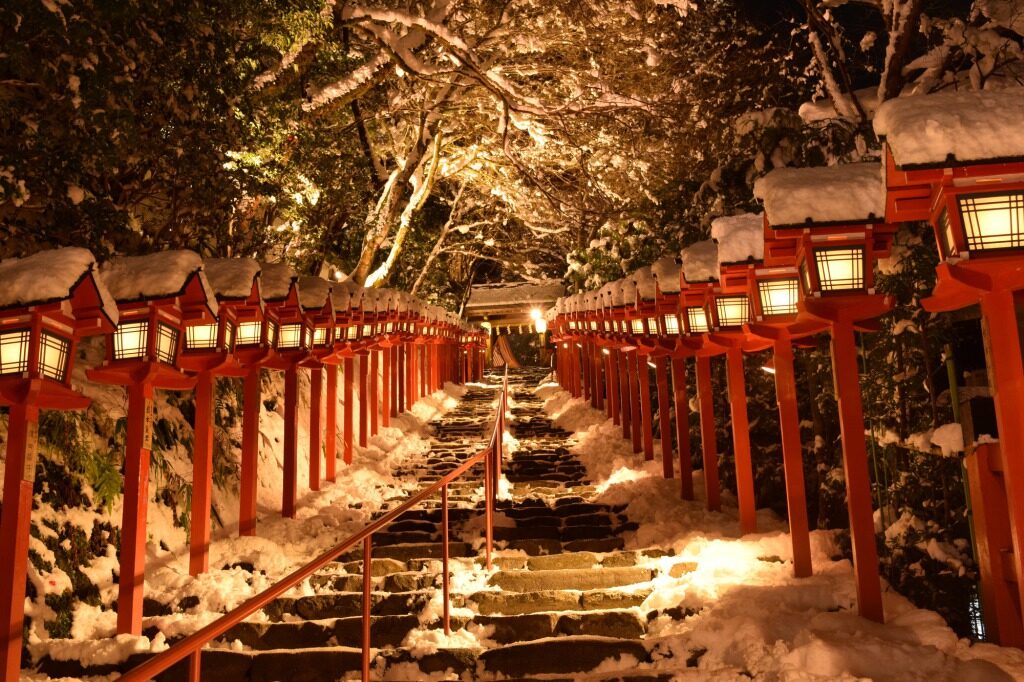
[686,307,709,334]
[530,308,542,321]
[113,321,148,360]
[715,296,750,328]
[647,360,657,369]
[663,314,680,335]
[813,247,864,291]
[185,323,219,350]
[631,318,644,334]
[277,323,303,349]
[762,365,776,374]
[155,323,179,364]
[535,318,548,334]
[602,348,610,355]
[38,332,70,381]
[757,278,799,317]
[958,191,1024,251]
[236,321,262,346]
[0,330,30,375]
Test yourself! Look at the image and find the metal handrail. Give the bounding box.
[120,368,509,682]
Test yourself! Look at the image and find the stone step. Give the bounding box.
[468,588,651,615]
[338,541,473,563]
[478,636,650,677]
[488,566,655,592]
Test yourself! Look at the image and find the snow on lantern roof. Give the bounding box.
[258,262,297,302]
[297,276,333,312]
[874,87,1024,168]
[101,250,216,313]
[651,257,682,294]
[465,279,565,309]
[0,247,118,323]
[598,281,618,307]
[681,240,719,283]
[203,258,261,301]
[619,278,638,306]
[331,279,362,311]
[753,163,884,227]
[711,213,764,266]
[631,266,657,301]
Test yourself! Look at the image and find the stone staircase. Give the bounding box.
[42,369,699,681]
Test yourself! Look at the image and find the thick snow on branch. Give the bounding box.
[303,51,390,111]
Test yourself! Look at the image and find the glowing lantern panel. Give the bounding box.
[313,327,328,346]
[155,323,179,363]
[114,321,148,360]
[686,307,709,334]
[277,323,303,349]
[715,296,750,327]
[757,278,800,317]
[236,321,261,346]
[814,247,864,292]
[185,323,218,350]
[0,330,30,374]
[631,318,645,335]
[663,314,680,335]
[38,332,70,381]
[958,191,1024,251]
[647,317,659,335]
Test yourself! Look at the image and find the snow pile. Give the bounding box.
[875,87,1024,167]
[0,248,115,323]
[202,258,261,300]
[296,275,333,311]
[258,261,297,301]
[631,265,657,301]
[931,423,965,456]
[754,162,885,227]
[100,250,215,307]
[681,240,718,282]
[710,213,764,266]
[799,86,882,124]
[650,256,681,294]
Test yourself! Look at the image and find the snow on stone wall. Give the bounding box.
[753,163,885,227]
[874,87,1024,167]
[681,240,718,283]
[711,213,764,266]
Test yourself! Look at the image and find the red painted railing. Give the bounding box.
[120,370,508,682]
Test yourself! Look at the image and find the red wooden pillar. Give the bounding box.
[381,347,391,429]
[638,355,654,461]
[239,367,261,536]
[583,342,593,404]
[695,355,721,512]
[607,350,619,424]
[618,350,632,440]
[391,344,401,416]
[0,402,40,681]
[343,357,354,465]
[189,372,215,576]
[655,357,673,479]
[420,344,428,397]
[593,343,604,411]
[830,319,884,623]
[671,356,694,500]
[627,351,642,454]
[309,367,323,492]
[325,366,338,482]
[397,344,406,413]
[980,289,1024,629]
[772,337,812,578]
[358,354,369,448]
[369,351,379,436]
[966,443,1024,646]
[281,365,299,519]
[118,381,156,635]
[725,346,757,534]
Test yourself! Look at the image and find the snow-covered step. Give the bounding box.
[488,566,655,592]
[468,587,652,616]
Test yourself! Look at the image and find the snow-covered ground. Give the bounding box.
[22,379,468,677]
[536,382,1024,682]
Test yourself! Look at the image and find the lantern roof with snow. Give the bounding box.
[874,87,1024,169]
[202,258,262,302]
[297,276,333,314]
[101,250,217,315]
[631,266,657,302]
[681,240,719,283]
[651,257,682,294]
[711,213,765,266]
[753,163,885,228]
[258,262,298,303]
[0,247,118,330]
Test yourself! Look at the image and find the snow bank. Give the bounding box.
[875,87,1024,167]
[710,213,764,266]
[681,240,718,282]
[202,258,261,300]
[754,163,885,227]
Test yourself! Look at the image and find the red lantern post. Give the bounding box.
[297,276,336,494]
[0,248,116,681]
[755,162,896,622]
[876,88,1024,642]
[88,251,216,635]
